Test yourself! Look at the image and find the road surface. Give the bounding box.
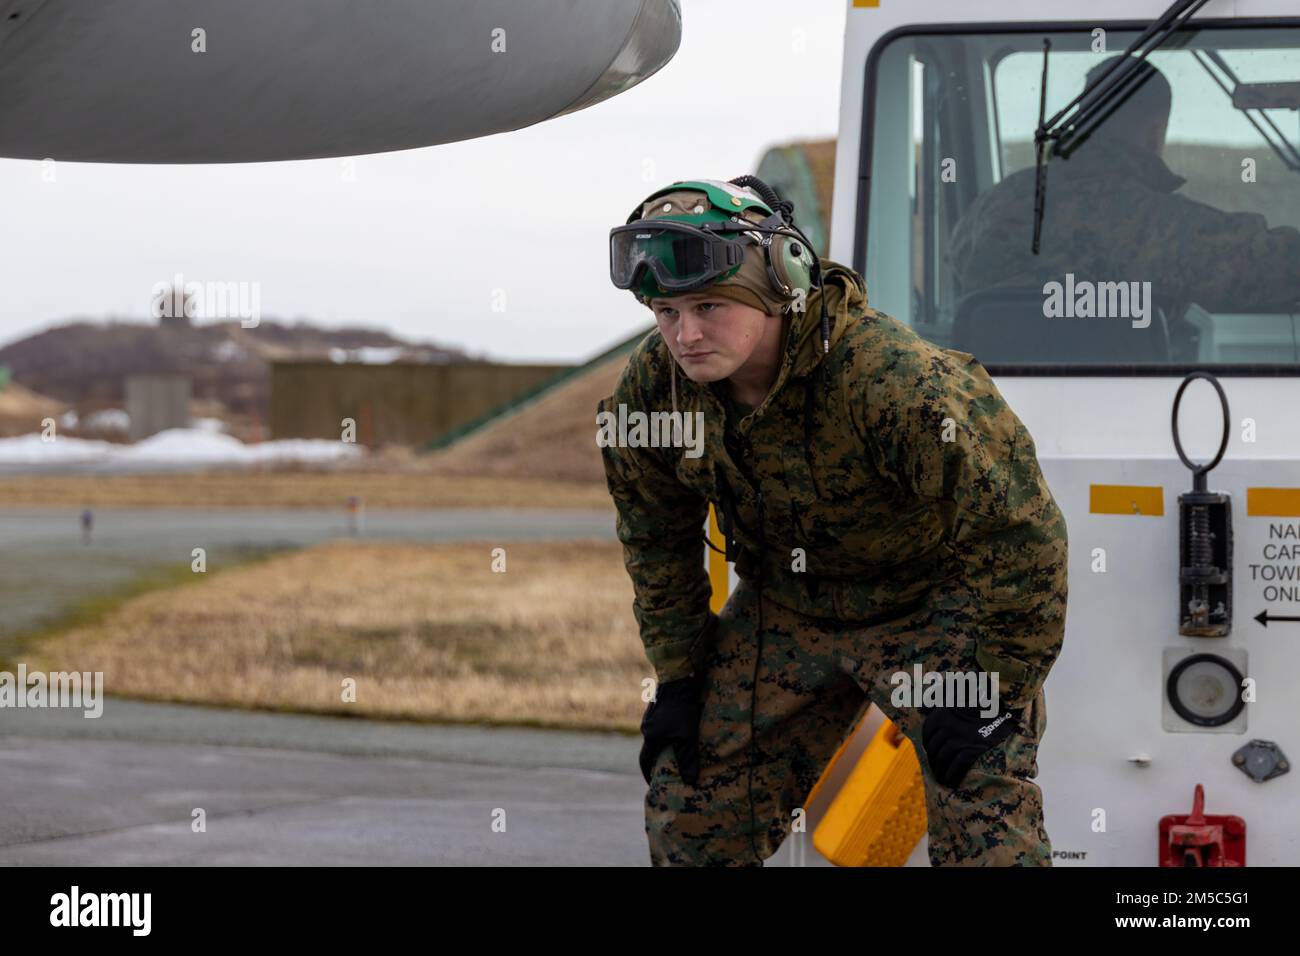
[0,698,832,865]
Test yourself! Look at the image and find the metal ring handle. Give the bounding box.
[1171,371,1230,478]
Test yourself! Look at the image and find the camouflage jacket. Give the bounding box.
[949,139,1300,315]
[597,260,1069,709]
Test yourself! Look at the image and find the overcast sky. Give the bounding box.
[0,0,847,364]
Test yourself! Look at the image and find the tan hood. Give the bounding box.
[785,257,868,378]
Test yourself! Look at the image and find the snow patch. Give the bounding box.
[0,427,362,473]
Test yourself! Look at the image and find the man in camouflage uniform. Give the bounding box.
[600,178,1068,866]
[950,55,1300,342]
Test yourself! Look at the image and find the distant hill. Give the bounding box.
[0,317,469,424]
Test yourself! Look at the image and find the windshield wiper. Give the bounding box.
[1192,49,1300,173]
[1032,0,1212,253]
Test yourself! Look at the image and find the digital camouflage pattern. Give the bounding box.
[597,257,1067,865]
[597,258,1069,712]
[949,138,1300,315]
[644,576,1051,866]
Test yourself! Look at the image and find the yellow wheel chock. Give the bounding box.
[812,717,928,867]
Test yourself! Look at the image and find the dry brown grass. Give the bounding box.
[23,539,649,732]
[0,472,612,510]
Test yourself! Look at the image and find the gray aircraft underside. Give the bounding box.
[0,0,680,163]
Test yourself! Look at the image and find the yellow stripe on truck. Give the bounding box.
[1247,487,1300,517]
[1090,484,1164,516]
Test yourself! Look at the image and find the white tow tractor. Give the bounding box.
[712,0,1300,866]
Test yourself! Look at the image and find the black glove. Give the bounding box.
[639,674,705,786]
[920,703,1021,789]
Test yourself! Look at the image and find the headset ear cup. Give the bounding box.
[770,233,814,304]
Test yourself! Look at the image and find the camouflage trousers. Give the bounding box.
[644,576,1052,866]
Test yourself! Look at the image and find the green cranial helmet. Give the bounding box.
[610,177,817,306]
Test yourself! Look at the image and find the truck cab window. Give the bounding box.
[861,25,1300,374]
